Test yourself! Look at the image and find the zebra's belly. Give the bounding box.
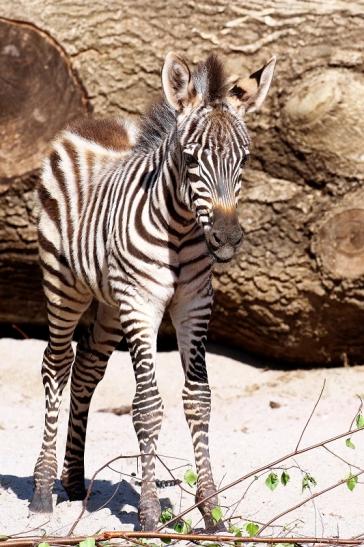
[106,249,177,308]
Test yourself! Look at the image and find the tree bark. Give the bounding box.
[0,1,364,364]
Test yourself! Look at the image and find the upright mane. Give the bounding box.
[135,53,228,154]
[194,53,228,103]
[135,99,176,154]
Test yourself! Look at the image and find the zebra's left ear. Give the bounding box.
[227,56,276,115]
[162,52,197,112]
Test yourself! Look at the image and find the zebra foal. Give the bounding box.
[30,52,276,530]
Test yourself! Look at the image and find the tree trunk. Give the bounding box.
[0,1,363,364]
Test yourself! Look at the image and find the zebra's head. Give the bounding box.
[162,52,276,262]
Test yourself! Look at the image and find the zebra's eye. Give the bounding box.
[184,153,198,168]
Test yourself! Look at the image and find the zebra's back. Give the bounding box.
[37,117,138,302]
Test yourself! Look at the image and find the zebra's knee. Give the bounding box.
[132,386,164,442]
[41,342,74,388]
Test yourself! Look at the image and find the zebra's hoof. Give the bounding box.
[29,490,53,513]
[141,516,159,531]
[61,480,86,501]
[139,499,161,531]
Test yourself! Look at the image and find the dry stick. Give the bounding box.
[258,469,364,535]
[155,454,193,497]
[67,454,140,535]
[102,531,364,545]
[349,396,363,431]
[157,425,364,532]
[67,452,192,536]
[7,520,50,538]
[3,532,364,547]
[228,472,263,521]
[295,379,326,452]
[322,445,364,472]
[162,380,327,531]
[11,324,29,339]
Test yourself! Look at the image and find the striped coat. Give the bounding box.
[31,52,276,531]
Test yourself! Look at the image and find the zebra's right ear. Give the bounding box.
[162,52,197,112]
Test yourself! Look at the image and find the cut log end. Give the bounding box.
[0,17,89,180]
[316,208,364,279]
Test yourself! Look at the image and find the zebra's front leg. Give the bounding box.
[120,299,164,530]
[171,285,225,531]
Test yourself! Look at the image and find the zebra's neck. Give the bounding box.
[149,136,196,237]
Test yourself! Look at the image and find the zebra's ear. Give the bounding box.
[162,52,197,112]
[227,56,276,115]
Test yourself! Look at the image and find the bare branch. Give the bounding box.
[158,425,364,532]
[3,531,364,547]
[258,470,364,535]
[295,379,326,451]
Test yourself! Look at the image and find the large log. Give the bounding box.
[0,2,363,364]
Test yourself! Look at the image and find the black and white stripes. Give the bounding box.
[30,52,275,531]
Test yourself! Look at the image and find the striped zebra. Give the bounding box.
[30,52,276,531]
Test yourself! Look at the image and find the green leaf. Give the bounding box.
[160,507,173,524]
[79,538,96,547]
[265,472,279,491]
[356,413,364,429]
[173,519,192,534]
[245,522,260,537]
[37,543,51,547]
[228,524,242,537]
[183,468,198,488]
[281,470,290,486]
[161,538,171,544]
[302,473,317,492]
[346,438,356,449]
[346,473,358,492]
[302,473,317,491]
[211,505,223,524]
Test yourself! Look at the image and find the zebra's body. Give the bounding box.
[31,52,276,530]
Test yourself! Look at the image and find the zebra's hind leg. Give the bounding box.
[30,284,92,514]
[170,284,225,532]
[61,303,122,501]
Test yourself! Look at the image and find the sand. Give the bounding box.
[1,338,364,541]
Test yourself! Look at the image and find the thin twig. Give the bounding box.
[67,452,191,536]
[349,396,363,431]
[8,520,50,538]
[156,454,192,496]
[67,454,140,535]
[11,324,29,339]
[295,379,326,451]
[322,445,364,472]
[258,469,364,535]
[158,425,364,532]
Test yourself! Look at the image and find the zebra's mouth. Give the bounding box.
[209,242,236,263]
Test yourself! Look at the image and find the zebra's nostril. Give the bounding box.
[210,231,224,246]
[230,226,243,246]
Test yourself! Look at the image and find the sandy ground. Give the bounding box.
[1,338,364,541]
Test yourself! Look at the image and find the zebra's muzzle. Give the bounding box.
[205,208,243,262]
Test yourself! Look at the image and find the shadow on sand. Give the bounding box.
[0,474,173,530]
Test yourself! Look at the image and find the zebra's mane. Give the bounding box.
[135,54,227,154]
[135,99,176,155]
[194,53,228,103]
